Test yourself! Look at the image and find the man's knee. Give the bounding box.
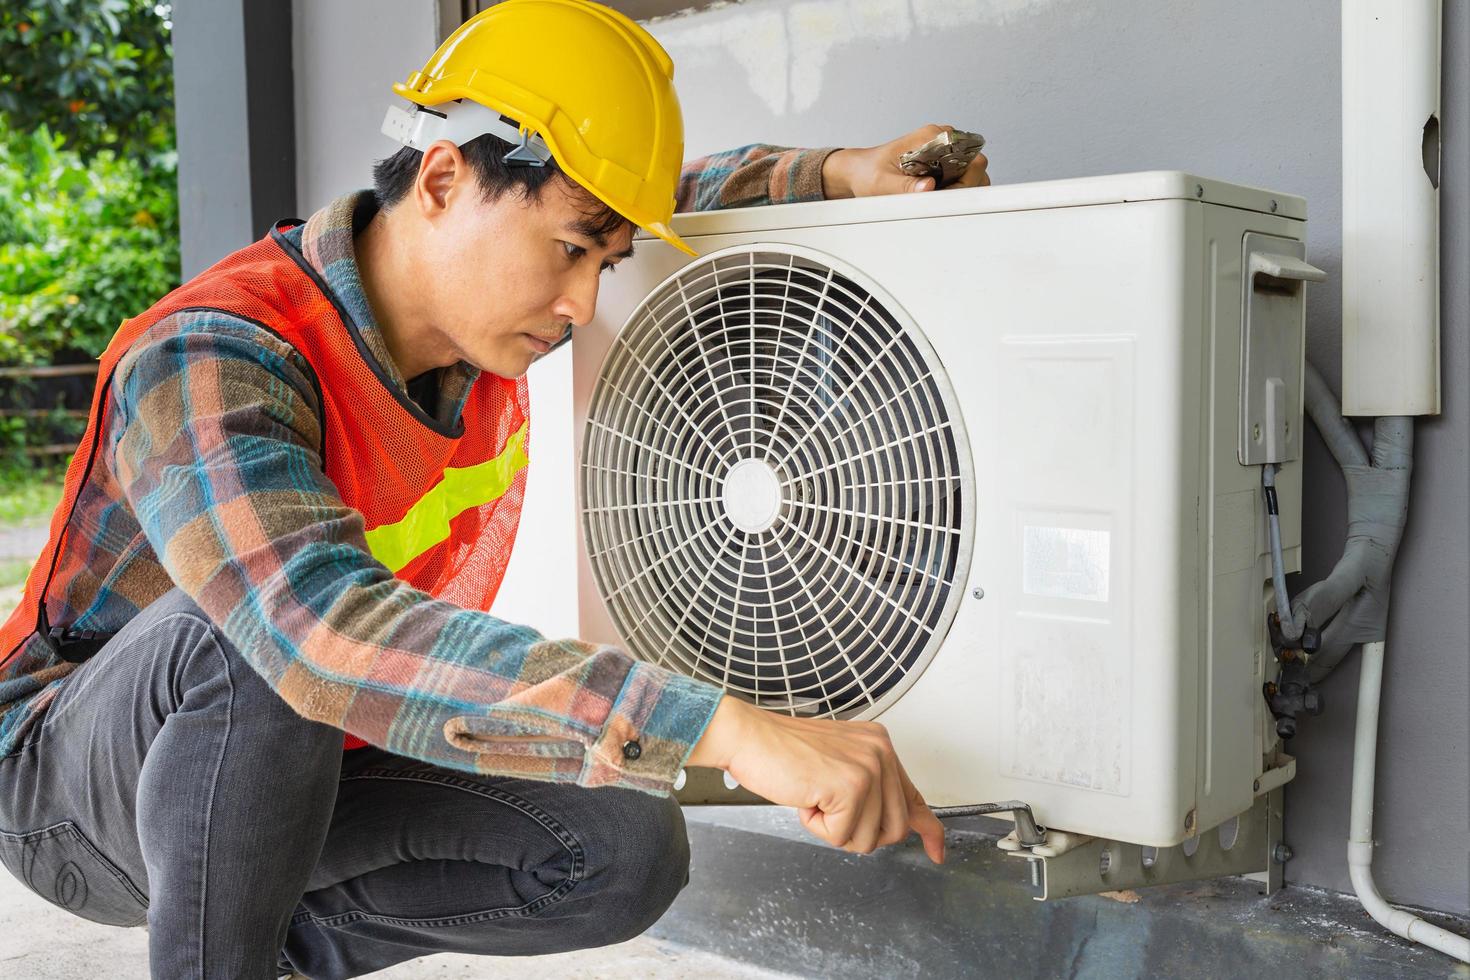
[579,789,691,943]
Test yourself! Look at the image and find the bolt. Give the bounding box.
[972,587,985,600]
[1270,199,1279,213]
[1254,779,1261,792]
[1195,184,1205,198]
[1029,858,1041,888]
[1253,423,1263,442]
[1273,843,1294,864]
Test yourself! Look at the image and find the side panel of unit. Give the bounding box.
[1194,204,1308,835]
[869,200,1196,845]
[491,353,582,638]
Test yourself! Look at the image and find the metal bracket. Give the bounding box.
[1005,789,1285,901]
[674,766,767,806]
[933,801,1047,847]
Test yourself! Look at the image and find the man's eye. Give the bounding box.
[600,261,618,275]
[562,242,586,261]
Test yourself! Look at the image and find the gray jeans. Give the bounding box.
[0,589,690,978]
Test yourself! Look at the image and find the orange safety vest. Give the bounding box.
[0,222,531,748]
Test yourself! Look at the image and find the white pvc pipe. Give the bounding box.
[1347,641,1470,962]
[1341,0,1442,416]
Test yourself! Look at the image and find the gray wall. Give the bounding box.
[293,0,458,214]
[648,0,1469,913]
[174,0,295,278]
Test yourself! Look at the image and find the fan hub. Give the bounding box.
[722,458,783,533]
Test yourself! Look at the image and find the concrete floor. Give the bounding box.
[0,869,791,978]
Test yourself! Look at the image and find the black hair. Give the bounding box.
[372,131,630,242]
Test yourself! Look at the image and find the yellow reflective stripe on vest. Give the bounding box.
[364,422,528,573]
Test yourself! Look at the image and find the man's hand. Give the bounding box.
[687,696,946,864]
[822,124,990,198]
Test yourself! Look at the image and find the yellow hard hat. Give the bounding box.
[384,0,694,256]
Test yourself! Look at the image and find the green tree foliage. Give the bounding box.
[0,128,179,365]
[0,0,178,367]
[0,0,174,163]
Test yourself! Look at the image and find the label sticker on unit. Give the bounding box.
[1021,525,1111,602]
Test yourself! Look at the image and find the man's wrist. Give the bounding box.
[686,695,752,769]
[821,148,856,199]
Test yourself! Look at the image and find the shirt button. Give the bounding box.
[622,739,642,761]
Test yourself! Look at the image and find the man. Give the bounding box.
[0,1,989,976]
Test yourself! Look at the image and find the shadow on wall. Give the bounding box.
[651,0,1080,116]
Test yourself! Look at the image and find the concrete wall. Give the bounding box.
[290,0,1468,913]
[174,0,295,278]
[291,0,459,214]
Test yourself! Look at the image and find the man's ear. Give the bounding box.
[415,140,466,219]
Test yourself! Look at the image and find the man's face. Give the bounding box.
[424,169,634,379]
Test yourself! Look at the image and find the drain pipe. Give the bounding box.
[1348,640,1470,961]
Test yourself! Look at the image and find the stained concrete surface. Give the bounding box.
[650,807,1470,979]
[0,865,793,978]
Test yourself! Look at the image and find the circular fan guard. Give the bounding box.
[580,245,973,719]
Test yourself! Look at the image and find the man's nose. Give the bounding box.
[554,272,599,327]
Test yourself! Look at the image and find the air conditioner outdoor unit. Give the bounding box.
[569,172,1310,852]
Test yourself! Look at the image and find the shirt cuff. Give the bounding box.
[579,663,725,794]
[775,146,840,205]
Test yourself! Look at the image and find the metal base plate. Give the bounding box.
[1007,789,1285,901]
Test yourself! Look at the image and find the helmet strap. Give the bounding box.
[502,130,549,168]
[382,100,552,166]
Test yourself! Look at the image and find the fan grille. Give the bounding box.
[581,245,973,719]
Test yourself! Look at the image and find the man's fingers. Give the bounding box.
[873,172,933,196]
[805,783,865,850]
[846,767,885,853]
[878,752,911,847]
[898,762,946,864]
[910,796,946,865]
[951,151,990,189]
[800,803,843,849]
[943,152,989,190]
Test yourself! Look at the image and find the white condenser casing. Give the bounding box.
[555,172,1309,848]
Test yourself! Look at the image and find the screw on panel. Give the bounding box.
[1270,199,1279,213]
[1195,184,1205,198]
[1273,843,1294,864]
[972,587,985,600]
[1254,779,1261,792]
[1253,423,1263,442]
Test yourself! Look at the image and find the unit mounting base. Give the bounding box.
[1002,789,1285,901]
